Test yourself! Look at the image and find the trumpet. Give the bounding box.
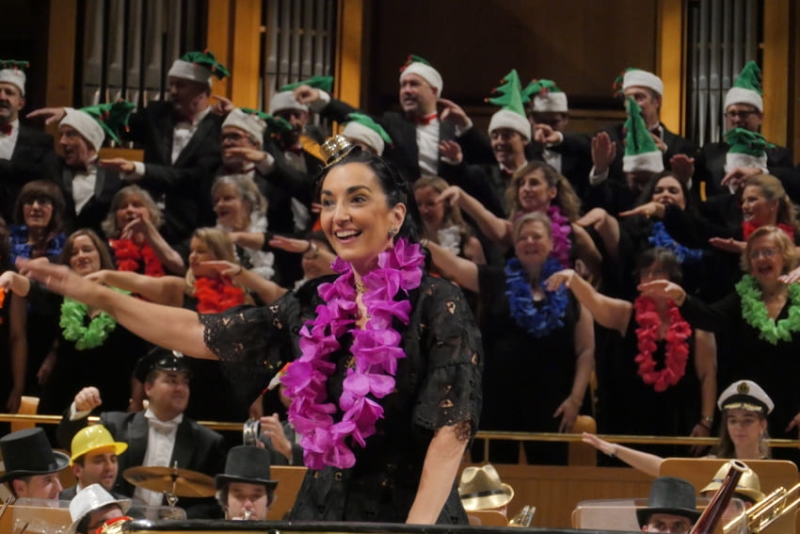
[724,483,800,533]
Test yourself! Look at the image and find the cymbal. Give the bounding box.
[123,466,215,498]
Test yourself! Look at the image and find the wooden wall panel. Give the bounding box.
[762,0,790,147]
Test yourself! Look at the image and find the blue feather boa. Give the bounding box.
[504,256,569,337]
[9,225,66,265]
[648,222,702,263]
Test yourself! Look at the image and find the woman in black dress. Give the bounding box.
[546,248,717,458]
[426,210,594,465]
[18,146,482,524]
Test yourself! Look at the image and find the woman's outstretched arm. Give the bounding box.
[19,259,217,360]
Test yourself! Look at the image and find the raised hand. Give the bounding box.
[224,146,267,163]
[100,158,136,175]
[591,132,617,173]
[581,432,617,456]
[75,386,103,412]
[779,266,800,285]
[26,107,67,125]
[637,279,687,304]
[708,237,746,255]
[260,413,292,460]
[438,140,463,163]
[201,260,242,277]
[268,235,314,254]
[436,185,464,208]
[533,123,561,145]
[294,85,320,104]
[120,216,154,240]
[651,132,667,153]
[437,98,470,130]
[721,166,762,190]
[210,93,234,116]
[619,201,665,219]
[543,269,576,292]
[669,154,695,184]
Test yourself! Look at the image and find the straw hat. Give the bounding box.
[458,464,514,511]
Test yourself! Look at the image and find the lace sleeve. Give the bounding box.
[198,292,301,405]
[413,278,483,441]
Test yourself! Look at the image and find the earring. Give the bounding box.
[388,227,399,237]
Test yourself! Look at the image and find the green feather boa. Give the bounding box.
[736,275,800,344]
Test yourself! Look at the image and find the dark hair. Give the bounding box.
[14,179,66,240]
[58,229,115,271]
[635,247,682,284]
[635,171,693,213]
[76,515,92,534]
[315,148,421,244]
[216,485,277,511]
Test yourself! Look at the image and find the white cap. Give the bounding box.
[622,69,664,96]
[717,380,774,414]
[343,121,385,155]
[533,92,568,113]
[623,151,664,174]
[67,484,131,534]
[222,108,266,146]
[724,87,763,113]
[724,152,768,174]
[0,68,25,96]
[269,91,308,114]
[488,109,531,140]
[400,63,443,97]
[167,59,213,86]
[60,108,106,152]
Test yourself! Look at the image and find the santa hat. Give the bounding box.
[0,60,29,96]
[616,68,664,96]
[223,108,292,144]
[342,113,392,155]
[622,96,664,173]
[525,79,568,113]
[60,100,135,151]
[724,128,771,173]
[725,61,763,112]
[269,92,308,114]
[167,50,229,87]
[399,55,443,97]
[486,69,531,139]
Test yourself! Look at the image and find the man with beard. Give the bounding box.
[59,424,128,500]
[293,55,481,183]
[56,348,225,518]
[0,60,59,223]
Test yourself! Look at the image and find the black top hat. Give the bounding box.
[215,446,278,490]
[636,477,701,527]
[0,428,70,483]
[134,347,191,383]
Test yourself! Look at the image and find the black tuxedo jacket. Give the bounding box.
[600,122,698,184]
[57,410,225,518]
[695,142,795,198]
[319,97,488,182]
[528,133,594,200]
[127,102,222,244]
[59,161,123,238]
[0,125,59,223]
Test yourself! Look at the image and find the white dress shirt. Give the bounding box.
[0,119,20,160]
[71,158,99,214]
[416,119,440,175]
[133,409,183,506]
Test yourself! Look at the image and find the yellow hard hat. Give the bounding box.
[701,462,765,503]
[70,425,128,465]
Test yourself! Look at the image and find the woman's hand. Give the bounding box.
[785,411,800,438]
[577,208,609,230]
[17,257,97,302]
[85,270,108,285]
[688,423,711,456]
[37,351,57,386]
[436,186,464,208]
[638,279,687,305]
[581,432,617,456]
[544,269,576,291]
[268,235,314,255]
[225,146,268,163]
[709,237,746,255]
[201,260,242,278]
[669,154,695,184]
[554,397,580,433]
[26,107,67,125]
[779,267,800,285]
[120,216,155,241]
[619,201,666,219]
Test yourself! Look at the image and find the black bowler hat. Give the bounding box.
[215,446,278,490]
[134,347,191,383]
[636,477,701,527]
[0,428,70,483]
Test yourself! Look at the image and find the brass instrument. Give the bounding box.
[725,482,800,533]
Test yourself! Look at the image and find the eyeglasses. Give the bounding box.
[749,247,779,260]
[725,110,757,120]
[221,132,246,142]
[23,195,53,206]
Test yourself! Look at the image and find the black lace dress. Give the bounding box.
[199,274,483,523]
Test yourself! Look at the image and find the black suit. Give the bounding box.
[127,102,222,245]
[600,122,698,184]
[59,162,123,238]
[57,410,226,518]
[0,125,59,223]
[319,97,487,182]
[528,133,594,200]
[695,142,795,199]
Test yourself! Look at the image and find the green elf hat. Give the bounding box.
[399,54,443,96]
[724,127,772,173]
[486,69,531,140]
[524,79,568,113]
[613,67,664,97]
[60,100,135,151]
[342,113,393,155]
[224,107,293,143]
[280,76,333,93]
[725,61,763,112]
[0,60,29,96]
[622,96,664,173]
[168,49,229,86]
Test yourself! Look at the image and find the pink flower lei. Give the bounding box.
[546,206,572,268]
[281,238,425,470]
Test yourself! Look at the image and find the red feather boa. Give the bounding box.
[110,239,165,277]
[633,296,692,392]
[742,221,795,242]
[194,277,246,313]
